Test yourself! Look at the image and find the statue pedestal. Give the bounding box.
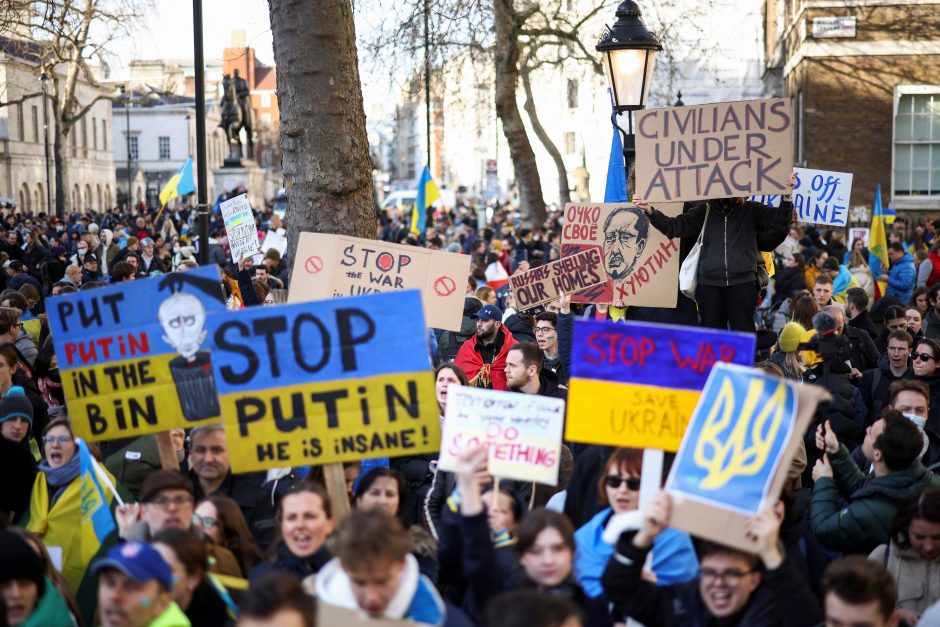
[213,163,266,209]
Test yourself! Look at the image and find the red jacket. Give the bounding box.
[454,325,516,390]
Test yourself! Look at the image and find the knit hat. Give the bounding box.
[0,386,33,426]
[778,322,805,353]
[0,529,46,595]
[823,257,840,271]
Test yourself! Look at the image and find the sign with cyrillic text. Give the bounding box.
[560,202,682,306]
[636,98,793,203]
[439,386,565,485]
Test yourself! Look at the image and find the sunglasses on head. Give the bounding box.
[605,476,641,491]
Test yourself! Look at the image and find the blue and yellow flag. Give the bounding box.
[410,165,440,236]
[604,90,628,203]
[869,184,889,298]
[158,156,196,207]
[78,438,118,561]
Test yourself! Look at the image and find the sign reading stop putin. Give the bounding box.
[289,233,471,331]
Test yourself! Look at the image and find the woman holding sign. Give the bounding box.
[573,448,698,598]
[634,173,798,331]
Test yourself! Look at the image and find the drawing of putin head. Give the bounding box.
[158,292,208,361]
[603,206,649,281]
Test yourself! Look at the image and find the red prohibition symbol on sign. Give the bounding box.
[304,255,324,274]
[433,275,456,296]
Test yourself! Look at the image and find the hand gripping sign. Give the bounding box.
[664,363,828,552]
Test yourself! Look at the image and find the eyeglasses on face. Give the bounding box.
[147,495,194,509]
[533,326,555,334]
[192,513,218,528]
[605,476,641,491]
[700,568,753,585]
[42,435,72,446]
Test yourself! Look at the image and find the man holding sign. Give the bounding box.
[633,172,798,331]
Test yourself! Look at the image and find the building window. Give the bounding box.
[261,113,272,125]
[564,131,576,155]
[102,120,107,151]
[260,93,271,107]
[31,106,38,143]
[70,127,77,157]
[159,136,171,160]
[92,118,98,150]
[795,89,804,165]
[894,90,940,197]
[16,103,23,141]
[567,79,578,109]
[81,118,87,150]
[128,136,138,160]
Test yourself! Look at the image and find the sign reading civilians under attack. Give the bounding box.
[508,249,604,310]
[635,98,794,203]
[206,289,440,473]
[47,266,228,441]
[560,202,682,306]
[565,320,756,451]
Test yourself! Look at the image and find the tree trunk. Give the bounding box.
[53,116,67,217]
[268,0,376,264]
[493,0,545,227]
[521,65,570,206]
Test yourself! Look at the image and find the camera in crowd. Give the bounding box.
[798,310,851,361]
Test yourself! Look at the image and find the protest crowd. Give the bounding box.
[1,154,940,627]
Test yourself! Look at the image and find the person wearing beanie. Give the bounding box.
[768,322,806,381]
[0,529,74,627]
[263,247,290,289]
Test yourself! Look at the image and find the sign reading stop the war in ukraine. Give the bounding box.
[560,202,682,306]
[508,249,604,310]
[635,98,793,203]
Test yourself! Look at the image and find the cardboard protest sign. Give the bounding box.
[636,98,793,203]
[565,320,755,451]
[560,202,682,306]
[318,603,415,626]
[849,227,870,248]
[261,228,288,256]
[206,289,440,473]
[220,194,260,262]
[665,363,828,552]
[750,167,853,226]
[289,233,471,332]
[438,386,565,485]
[47,266,227,441]
[508,249,604,310]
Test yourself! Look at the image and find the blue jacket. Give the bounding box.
[574,508,699,597]
[886,253,916,303]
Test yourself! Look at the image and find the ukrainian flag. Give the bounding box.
[410,165,440,236]
[159,156,196,207]
[869,184,889,298]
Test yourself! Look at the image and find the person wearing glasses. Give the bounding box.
[913,339,940,427]
[532,294,573,386]
[115,470,242,579]
[605,492,821,627]
[574,448,697,599]
[24,417,123,596]
[193,495,264,577]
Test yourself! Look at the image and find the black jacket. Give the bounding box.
[855,354,913,427]
[602,532,823,627]
[563,445,613,528]
[803,361,865,450]
[424,470,532,540]
[843,325,880,374]
[647,198,792,287]
[0,436,36,523]
[849,310,880,341]
[510,368,568,401]
[248,542,331,583]
[772,264,806,306]
[503,313,535,344]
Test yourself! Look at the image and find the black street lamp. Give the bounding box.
[120,85,133,210]
[39,72,54,217]
[596,0,662,191]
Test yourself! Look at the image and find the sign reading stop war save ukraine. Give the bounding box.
[47,266,227,441]
[750,167,853,226]
[206,289,440,473]
[566,320,755,451]
[438,387,565,484]
[665,363,797,515]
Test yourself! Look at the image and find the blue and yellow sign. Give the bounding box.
[47,266,227,441]
[206,289,439,473]
[667,363,797,515]
[565,320,755,451]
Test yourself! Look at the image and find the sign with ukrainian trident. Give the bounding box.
[664,363,828,552]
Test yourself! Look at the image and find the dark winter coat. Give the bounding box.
[647,198,792,287]
[810,444,940,554]
[849,309,880,341]
[856,353,913,427]
[803,361,866,449]
[248,542,331,583]
[602,531,822,627]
